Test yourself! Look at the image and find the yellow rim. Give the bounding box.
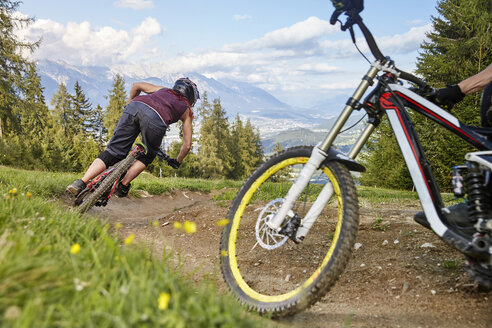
[227,157,343,303]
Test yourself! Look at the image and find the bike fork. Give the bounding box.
[266,63,381,235]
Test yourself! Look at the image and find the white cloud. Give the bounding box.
[234,14,252,21]
[319,24,431,59]
[17,16,162,66]
[297,63,340,74]
[17,11,431,105]
[114,0,154,10]
[224,16,337,52]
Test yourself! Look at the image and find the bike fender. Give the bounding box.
[323,148,366,172]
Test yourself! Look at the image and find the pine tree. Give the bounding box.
[71,81,92,135]
[88,104,107,145]
[244,119,264,174]
[272,142,284,154]
[194,91,212,121]
[20,65,49,139]
[0,0,39,137]
[198,99,233,178]
[51,83,74,137]
[104,74,127,139]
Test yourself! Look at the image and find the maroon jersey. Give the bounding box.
[132,88,189,125]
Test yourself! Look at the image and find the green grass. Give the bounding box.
[357,186,420,205]
[0,166,264,327]
[370,217,391,231]
[0,165,461,326]
[357,185,458,208]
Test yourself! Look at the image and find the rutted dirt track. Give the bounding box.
[85,190,491,328]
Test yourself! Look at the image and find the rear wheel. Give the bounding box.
[220,146,360,317]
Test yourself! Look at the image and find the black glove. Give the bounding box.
[156,149,169,161]
[167,158,181,169]
[435,84,465,110]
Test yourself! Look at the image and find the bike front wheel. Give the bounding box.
[220,146,360,317]
[78,155,134,213]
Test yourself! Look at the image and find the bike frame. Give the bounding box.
[268,60,492,259]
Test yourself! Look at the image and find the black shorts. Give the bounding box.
[105,102,167,166]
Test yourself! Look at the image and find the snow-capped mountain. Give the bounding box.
[39,60,294,116]
[36,60,350,137]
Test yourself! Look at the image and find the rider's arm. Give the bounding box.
[458,63,492,95]
[176,108,193,163]
[129,82,164,100]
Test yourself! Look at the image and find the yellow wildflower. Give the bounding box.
[158,292,170,310]
[221,250,228,257]
[26,192,32,198]
[173,222,182,229]
[70,243,81,254]
[8,188,17,195]
[152,220,159,227]
[183,221,197,235]
[124,234,135,245]
[216,219,230,227]
[115,222,122,229]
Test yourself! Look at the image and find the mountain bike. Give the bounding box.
[75,143,177,213]
[220,0,492,318]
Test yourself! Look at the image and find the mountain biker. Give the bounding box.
[66,77,199,198]
[414,63,492,229]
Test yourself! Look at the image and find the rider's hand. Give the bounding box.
[167,158,181,169]
[435,84,465,110]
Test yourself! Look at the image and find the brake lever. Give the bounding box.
[330,10,343,25]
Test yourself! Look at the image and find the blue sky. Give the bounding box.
[17,0,439,107]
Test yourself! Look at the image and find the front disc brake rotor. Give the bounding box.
[255,198,289,250]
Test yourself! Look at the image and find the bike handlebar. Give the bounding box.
[157,149,181,169]
[330,7,431,90]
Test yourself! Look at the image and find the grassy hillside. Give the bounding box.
[0,166,262,327]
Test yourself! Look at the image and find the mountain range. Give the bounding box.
[36,60,363,151]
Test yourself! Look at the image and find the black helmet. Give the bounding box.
[173,77,200,107]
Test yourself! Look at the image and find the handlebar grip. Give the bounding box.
[330,9,344,25]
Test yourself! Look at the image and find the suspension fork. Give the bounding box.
[267,63,381,232]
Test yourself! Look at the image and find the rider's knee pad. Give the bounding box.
[97,150,122,167]
[136,153,155,167]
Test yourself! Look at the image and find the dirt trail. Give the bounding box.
[85,190,491,328]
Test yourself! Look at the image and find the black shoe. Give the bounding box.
[66,179,86,197]
[414,202,473,230]
[114,182,131,197]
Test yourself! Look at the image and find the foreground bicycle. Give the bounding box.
[75,143,176,213]
[220,0,492,317]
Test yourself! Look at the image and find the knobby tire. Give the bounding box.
[220,146,360,317]
[78,154,137,213]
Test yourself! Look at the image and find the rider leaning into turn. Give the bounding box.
[414,63,492,229]
[66,77,199,198]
